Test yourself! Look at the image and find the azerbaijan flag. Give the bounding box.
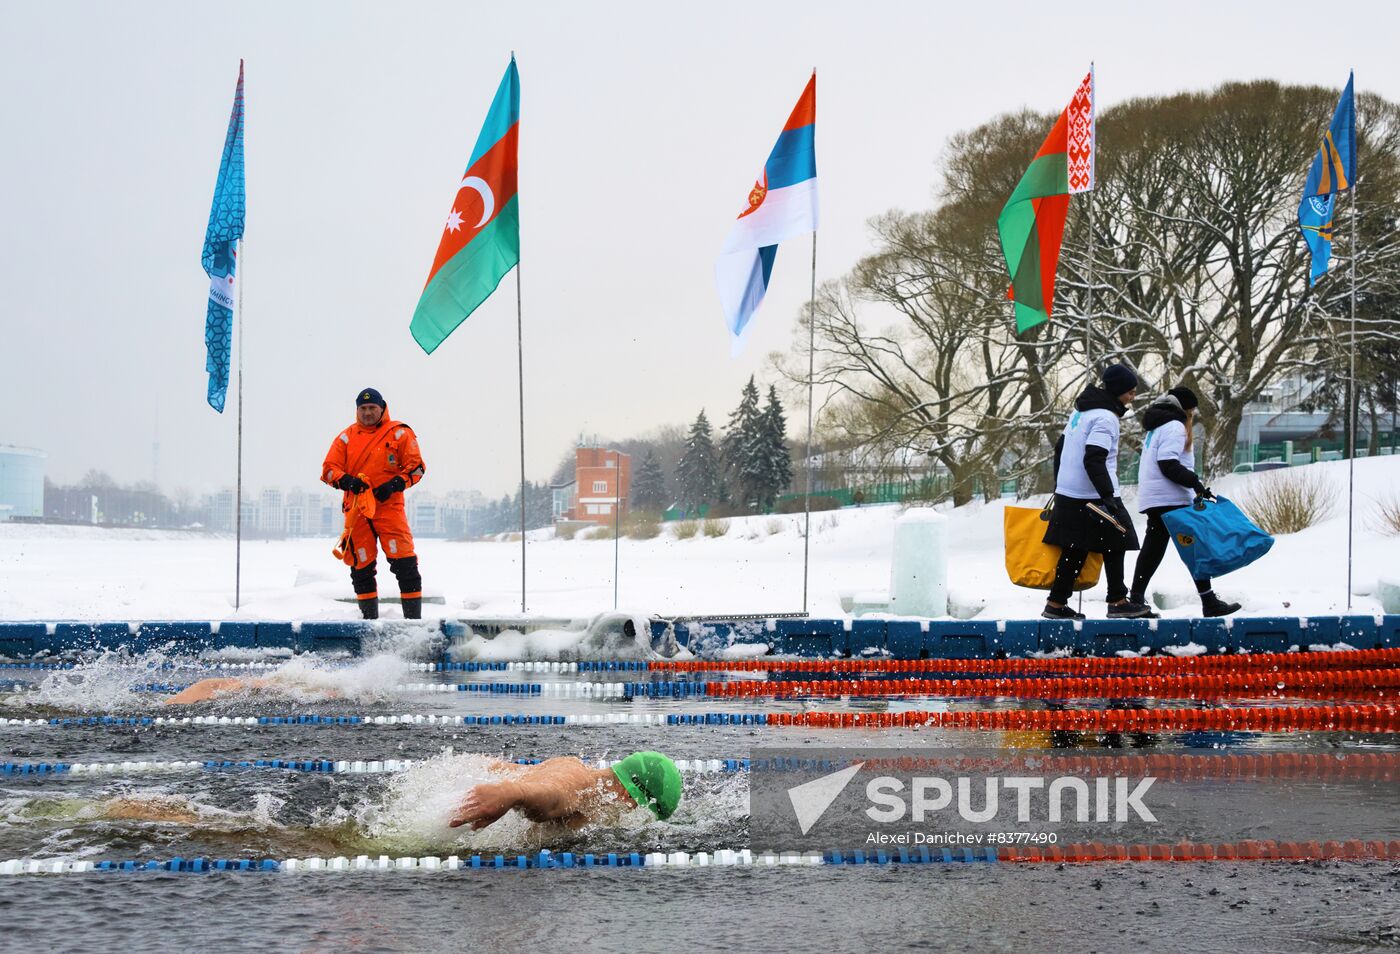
[411,57,521,354]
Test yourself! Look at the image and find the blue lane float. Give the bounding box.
[0,756,751,779]
[0,712,757,728]
[0,616,1394,661]
[0,846,999,875]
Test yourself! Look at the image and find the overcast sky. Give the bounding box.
[3,0,1396,499]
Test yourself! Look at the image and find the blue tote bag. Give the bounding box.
[1161,497,1275,579]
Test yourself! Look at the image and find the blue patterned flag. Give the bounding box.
[203,61,246,412]
[1299,72,1355,286]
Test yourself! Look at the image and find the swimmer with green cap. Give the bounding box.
[448,751,682,831]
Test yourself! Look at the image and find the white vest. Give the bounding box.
[1056,407,1120,500]
[1137,419,1196,511]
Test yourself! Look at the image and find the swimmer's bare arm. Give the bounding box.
[448,778,580,830]
[164,678,264,705]
[163,676,342,705]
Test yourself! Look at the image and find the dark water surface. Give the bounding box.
[1,863,1397,953]
[1,655,1397,952]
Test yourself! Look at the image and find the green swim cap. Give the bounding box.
[611,751,682,820]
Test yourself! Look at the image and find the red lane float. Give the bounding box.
[761,703,1400,732]
[706,668,1400,701]
[805,751,1400,782]
[1000,839,1400,863]
[653,647,1400,676]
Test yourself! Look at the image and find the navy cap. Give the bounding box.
[1168,386,1199,411]
[1101,364,1138,397]
[355,388,385,407]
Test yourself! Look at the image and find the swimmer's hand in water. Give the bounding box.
[448,781,519,830]
[449,767,590,830]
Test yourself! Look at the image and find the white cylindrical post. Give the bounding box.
[888,509,948,618]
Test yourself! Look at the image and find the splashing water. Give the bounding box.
[360,622,446,661]
[25,649,178,713]
[449,610,689,662]
[243,653,410,705]
[346,751,660,855]
[19,651,410,713]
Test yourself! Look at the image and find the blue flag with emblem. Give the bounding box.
[1298,73,1355,287]
[203,61,246,413]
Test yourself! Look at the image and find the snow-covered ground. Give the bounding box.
[1,456,1396,622]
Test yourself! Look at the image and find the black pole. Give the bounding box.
[516,264,526,615]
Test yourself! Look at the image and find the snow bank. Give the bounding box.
[1,456,1396,621]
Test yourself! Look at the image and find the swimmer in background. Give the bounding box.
[53,752,684,832]
[160,682,684,827]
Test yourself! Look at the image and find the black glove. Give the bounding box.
[1198,486,1216,501]
[373,476,407,502]
[337,475,369,494]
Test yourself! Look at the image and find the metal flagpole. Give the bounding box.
[1347,181,1358,609]
[1084,62,1096,377]
[516,264,527,614]
[613,450,622,609]
[802,230,817,615]
[1078,63,1096,618]
[1085,196,1094,374]
[234,239,244,611]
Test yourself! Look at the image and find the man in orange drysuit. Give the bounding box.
[321,387,426,620]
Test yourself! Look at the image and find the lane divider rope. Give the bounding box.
[19,668,1396,703]
[16,648,1398,679]
[704,669,1400,701]
[1,704,1396,731]
[3,751,1396,781]
[0,757,741,777]
[651,647,1400,675]
[5,839,1398,875]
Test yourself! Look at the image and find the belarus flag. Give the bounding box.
[997,68,1095,335]
[716,74,817,352]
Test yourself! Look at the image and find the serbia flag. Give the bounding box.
[715,74,817,353]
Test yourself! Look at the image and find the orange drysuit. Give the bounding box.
[321,416,426,601]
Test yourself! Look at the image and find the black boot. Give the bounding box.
[1200,591,1241,617]
[1107,599,1157,619]
[350,561,378,620]
[388,556,423,620]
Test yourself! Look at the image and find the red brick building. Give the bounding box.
[558,447,631,525]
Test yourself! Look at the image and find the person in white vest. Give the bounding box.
[1042,364,1152,620]
[1128,386,1242,617]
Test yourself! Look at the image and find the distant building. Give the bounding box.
[209,489,237,533]
[0,445,46,521]
[240,498,258,533]
[258,487,283,535]
[284,488,308,537]
[405,490,475,538]
[568,447,630,525]
[550,478,576,522]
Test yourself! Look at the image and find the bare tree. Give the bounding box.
[783,81,1400,499]
[1064,82,1400,472]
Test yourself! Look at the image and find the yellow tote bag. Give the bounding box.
[1003,504,1102,591]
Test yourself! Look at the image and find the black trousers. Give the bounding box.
[1049,548,1127,605]
[1130,506,1211,601]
